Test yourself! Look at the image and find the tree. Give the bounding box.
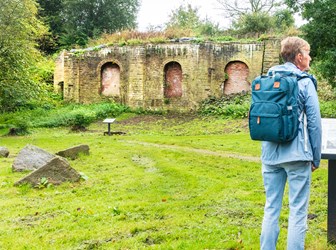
[284,0,307,12]
[59,0,140,48]
[294,0,336,86]
[35,0,140,50]
[166,4,202,31]
[165,4,221,37]
[216,0,294,37]
[274,9,295,29]
[216,0,282,18]
[36,0,64,54]
[233,12,274,37]
[0,0,48,112]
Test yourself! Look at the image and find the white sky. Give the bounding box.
[137,0,228,31]
[136,0,305,31]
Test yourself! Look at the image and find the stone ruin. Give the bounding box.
[54,39,281,111]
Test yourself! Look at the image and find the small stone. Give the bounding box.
[56,144,90,160]
[0,146,9,158]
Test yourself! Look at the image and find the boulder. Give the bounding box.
[14,156,81,186]
[12,144,55,172]
[56,144,90,160]
[0,146,9,158]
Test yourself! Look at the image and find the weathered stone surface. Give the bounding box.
[54,39,281,111]
[56,144,90,160]
[12,144,55,172]
[0,146,9,158]
[14,156,81,186]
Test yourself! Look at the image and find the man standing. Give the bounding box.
[260,36,322,250]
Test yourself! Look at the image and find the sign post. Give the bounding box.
[321,118,336,243]
[103,118,116,136]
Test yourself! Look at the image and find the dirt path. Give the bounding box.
[121,140,260,162]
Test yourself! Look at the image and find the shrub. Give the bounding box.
[69,110,96,131]
[317,79,336,101]
[199,93,250,118]
[320,101,336,118]
[7,117,31,136]
[0,101,129,131]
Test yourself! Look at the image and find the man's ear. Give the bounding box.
[296,52,303,63]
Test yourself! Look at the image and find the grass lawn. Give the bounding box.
[0,114,331,249]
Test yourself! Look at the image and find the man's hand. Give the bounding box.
[312,164,318,172]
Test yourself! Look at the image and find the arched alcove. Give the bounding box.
[224,61,250,95]
[101,62,120,96]
[164,61,182,98]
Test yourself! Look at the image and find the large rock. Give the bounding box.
[14,156,81,186]
[0,146,9,158]
[12,144,55,172]
[56,144,90,160]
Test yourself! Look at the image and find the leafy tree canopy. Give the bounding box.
[0,0,48,112]
[37,0,140,51]
[165,4,221,37]
[233,12,274,37]
[166,4,202,30]
[216,0,294,37]
[299,0,336,86]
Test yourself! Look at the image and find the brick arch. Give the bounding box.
[100,62,121,96]
[97,59,123,73]
[224,61,250,95]
[163,61,183,98]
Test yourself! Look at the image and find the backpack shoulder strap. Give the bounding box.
[296,72,317,90]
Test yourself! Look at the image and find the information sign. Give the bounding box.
[322,118,336,155]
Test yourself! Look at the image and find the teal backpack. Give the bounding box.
[248,71,316,143]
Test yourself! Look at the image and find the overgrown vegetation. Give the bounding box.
[198,93,250,118]
[287,0,336,87]
[316,77,336,118]
[0,81,334,136]
[0,102,129,134]
[0,0,49,113]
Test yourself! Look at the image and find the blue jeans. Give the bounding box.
[260,161,311,250]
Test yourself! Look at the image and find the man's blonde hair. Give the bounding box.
[280,36,310,63]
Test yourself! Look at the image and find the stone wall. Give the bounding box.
[54,39,281,111]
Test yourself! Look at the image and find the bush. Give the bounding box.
[317,78,336,101]
[198,93,250,118]
[69,111,96,131]
[30,102,128,128]
[320,101,336,118]
[7,118,31,136]
[0,101,129,131]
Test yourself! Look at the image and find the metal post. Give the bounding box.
[328,159,336,243]
[108,123,111,136]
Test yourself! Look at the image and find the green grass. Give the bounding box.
[0,114,331,249]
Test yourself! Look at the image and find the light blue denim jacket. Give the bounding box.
[261,62,322,167]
